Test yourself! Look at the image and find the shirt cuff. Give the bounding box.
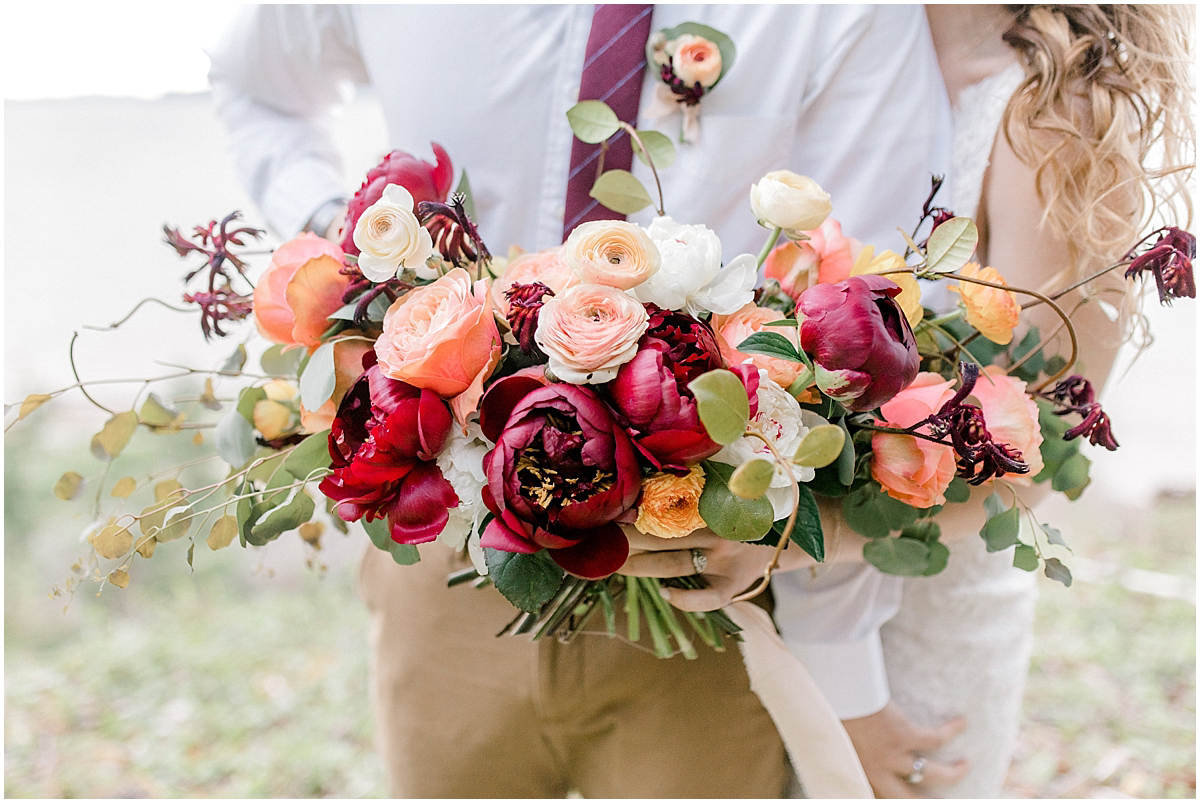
[260,155,347,239]
[784,631,890,720]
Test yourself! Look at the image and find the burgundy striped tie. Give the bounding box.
[562,4,654,241]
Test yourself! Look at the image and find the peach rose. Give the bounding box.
[563,220,660,290]
[534,283,649,384]
[671,34,722,88]
[299,338,374,433]
[489,247,580,318]
[969,366,1044,484]
[634,467,708,539]
[763,218,860,299]
[713,303,806,388]
[254,233,350,351]
[851,247,923,328]
[374,268,502,402]
[951,262,1020,344]
[871,372,959,508]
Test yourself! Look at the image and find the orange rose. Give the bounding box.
[763,218,860,299]
[969,366,1044,484]
[713,303,806,388]
[299,339,374,433]
[951,262,1020,344]
[254,233,351,351]
[375,268,502,404]
[870,373,958,508]
[489,247,580,319]
[634,467,707,538]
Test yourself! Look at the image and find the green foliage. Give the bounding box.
[91,411,138,460]
[980,491,1021,552]
[689,369,750,445]
[728,458,774,500]
[841,481,919,539]
[944,475,971,504]
[1033,399,1091,499]
[566,100,620,143]
[793,424,846,469]
[588,169,653,215]
[138,393,179,430]
[299,341,337,412]
[1008,327,1046,384]
[631,129,676,169]
[221,343,248,374]
[249,490,315,545]
[361,517,420,566]
[863,536,934,576]
[261,344,304,378]
[283,434,333,482]
[455,169,477,219]
[214,409,256,468]
[924,217,978,274]
[1043,556,1073,587]
[761,483,824,562]
[484,548,566,613]
[698,461,775,541]
[1013,543,1039,571]
[735,330,809,366]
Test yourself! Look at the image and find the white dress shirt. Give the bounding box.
[207,3,952,720]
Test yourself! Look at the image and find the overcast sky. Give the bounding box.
[3,3,243,100]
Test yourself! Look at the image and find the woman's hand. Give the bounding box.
[841,701,969,798]
[620,527,816,612]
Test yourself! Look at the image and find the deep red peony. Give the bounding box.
[340,145,454,256]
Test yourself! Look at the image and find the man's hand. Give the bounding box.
[620,527,816,612]
[841,702,969,798]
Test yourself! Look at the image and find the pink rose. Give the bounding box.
[254,233,350,351]
[490,247,580,318]
[763,218,860,300]
[374,268,502,410]
[534,284,649,384]
[871,373,959,508]
[713,303,805,388]
[969,366,1044,483]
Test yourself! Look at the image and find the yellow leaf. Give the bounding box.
[200,378,222,411]
[108,569,131,588]
[298,520,324,549]
[139,481,185,537]
[136,536,157,558]
[53,471,85,501]
[90,411,139,460]
[155,479,185,503]
[111,476,138,498]
[207,515,239,550]
[90,522,134,559]
[19,393,52,421]
[193,432,204,446]
[157,509,192,542]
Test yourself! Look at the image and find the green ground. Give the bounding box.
[4,420,1195,798]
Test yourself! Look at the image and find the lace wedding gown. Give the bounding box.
[879,63,1037,799]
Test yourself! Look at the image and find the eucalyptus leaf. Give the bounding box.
[110,476,137,499]
[1052,452,1092,500]
[214,409,257,468]
[1039,521,1069,549]
[841,483,892,539]
[1043,557,1073,587]
[18,393,52,421]
[981,505,1021,552]
[834,417,856,486]
[299,341,337,412]
[363,516,421,565]
[1013,544,1039,571]
[923,540,950,576]
[108,569,131,588]
[139,393,179,429]
[567,100,621,144]
[221,343,248,374]
[206,515,239,550]
[90,411,138,460]
[53,471,85,501]
[249,489,315,545]
[944,476,971,504]
[793,424,846,469]
[728,458,775,500]
[631,129,676,169]
[157,507,193,542]
[689,369,750,445]
[261,344,304,377]
[236,386,268,424]
[698,461,775,542]
[484,548,566,613]
[776,483,824,562]
[283,432,333,481]
[90,522,134,560]
[925,217,978,274]
[589,169,654,216]
[863,537,931,576]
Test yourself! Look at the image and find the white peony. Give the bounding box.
[353,184,436,282]
[712,370,815,520]
[632,216,756,316]
[435,420,491,566]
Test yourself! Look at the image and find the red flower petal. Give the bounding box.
[548,522,629,580]
[386,462,459,545]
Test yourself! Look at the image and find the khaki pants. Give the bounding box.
[359,544,787,798]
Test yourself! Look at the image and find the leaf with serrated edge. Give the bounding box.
[689,369,750,445]
[589,170,653,215]
[925,217,978,274]
[567,100,621,144]
[728,459,775,500]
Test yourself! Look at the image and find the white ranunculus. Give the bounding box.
[750,171,832,233]
[713,371,815,520]
[435,421,490,555]
[632,216,756,316]
[353,184,435,282]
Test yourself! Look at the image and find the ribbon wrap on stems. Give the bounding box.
[726,601,874,798]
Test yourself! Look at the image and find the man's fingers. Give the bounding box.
[910,716,967,751]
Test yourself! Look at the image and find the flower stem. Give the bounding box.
[618,122,666,217]
[731,425,801,604]
[756,226,784,269]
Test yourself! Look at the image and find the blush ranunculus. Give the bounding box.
[763,218,860,299]
[713,303,805,388]
[671,34,723,88]
[951,262,1020,345]
[489,247,579,319]
[870,372,959,508]
[969,366,1044,484]
[534,284,649,384]
[563,220,660,290]
[374,268,502,408]
[254,232,350,351]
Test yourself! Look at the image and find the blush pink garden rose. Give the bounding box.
[374,268,502,422]
[534,284,650,384]
[489,247,580,318]
[713,303,805,388]
[969,366,1044,483]
[763,218,860,299]
[254,233,351,351]
[671,34,723,88]
[871,373,960,508]
[563,220,660,290]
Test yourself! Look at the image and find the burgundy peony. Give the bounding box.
[795,274,920,412]
[319,354,459,545]
[478,375,642,579]
[340,145,454,256]
[609,307,759,471]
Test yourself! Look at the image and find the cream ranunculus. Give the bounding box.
[352,184,435,282]
[534,283,650,384]
[750,171,833,233]
[632,216,756,316]
[634,467,708,539]
[563,220,660,291]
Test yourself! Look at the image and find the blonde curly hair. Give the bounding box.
[1001,4,1194,291]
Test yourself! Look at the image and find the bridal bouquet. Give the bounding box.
[16,98,1193,658]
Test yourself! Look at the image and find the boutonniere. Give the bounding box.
[646,22,736,145]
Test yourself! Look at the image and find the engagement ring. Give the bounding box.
[906,756,926,785]
[690,548,708,575]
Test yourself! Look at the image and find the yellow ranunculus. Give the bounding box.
[850,246,923,328]
[951,262,1020,345]
[634,467,707,539]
